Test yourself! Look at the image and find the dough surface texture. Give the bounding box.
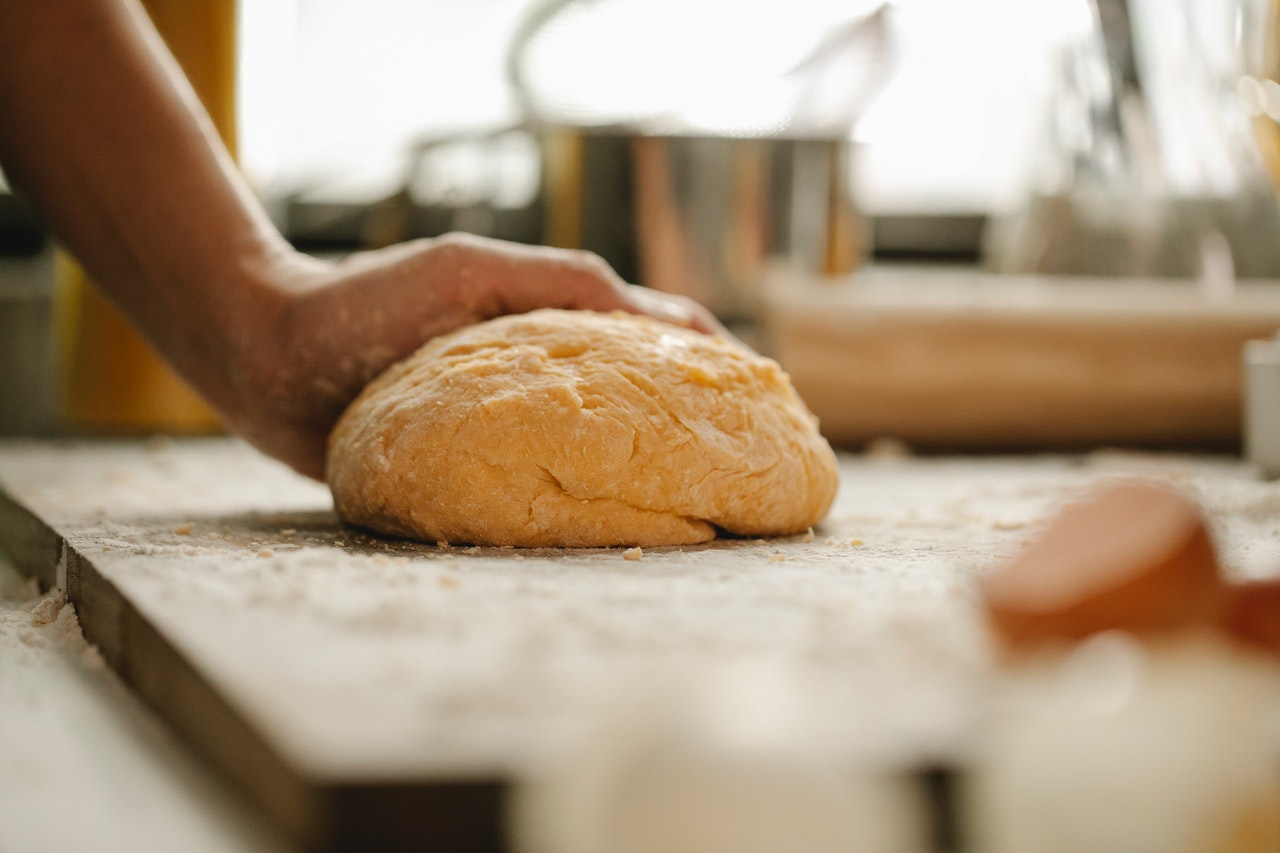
[327,309,838,547]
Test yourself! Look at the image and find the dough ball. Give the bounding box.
[326,309,838,548]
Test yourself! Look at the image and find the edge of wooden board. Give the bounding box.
[0,484,508,853]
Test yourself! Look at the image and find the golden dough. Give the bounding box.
[326,309,838,548]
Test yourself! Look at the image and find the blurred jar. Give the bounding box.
[56,0,236,434]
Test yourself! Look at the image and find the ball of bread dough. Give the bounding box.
[326,309,838,548]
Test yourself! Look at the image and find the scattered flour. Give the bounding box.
[1,569,99,669]
[0,556,285,853]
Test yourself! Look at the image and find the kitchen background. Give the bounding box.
[2,0,1279,442]
[4,4,1280,850]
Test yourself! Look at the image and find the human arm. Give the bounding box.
[0,0,723,479]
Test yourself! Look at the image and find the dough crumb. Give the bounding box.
[172,524,192,536]
[769,553,787,562]
[439,574,460,589]
[623,547,644,561]
[802,527,815,543]
[436,540,451,550]
[280,528,297,537]
[257,549,274,558]
[30,594,64,627]
[851,539,865,546]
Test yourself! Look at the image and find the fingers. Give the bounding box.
[461,235,733,341]
[618,284,736,340]
[249,235,746,483]
[620,283,696,325]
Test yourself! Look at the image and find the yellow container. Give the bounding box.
[57,0,237,434]
[1254,0,1280,196]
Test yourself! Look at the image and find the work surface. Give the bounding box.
[2,438,1277,850]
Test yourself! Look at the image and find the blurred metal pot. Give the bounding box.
[540,129,865,328]
[510,0,890,330]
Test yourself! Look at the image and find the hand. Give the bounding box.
[227,232,729,480]
[0,1,728,482]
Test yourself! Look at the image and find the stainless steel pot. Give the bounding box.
[539,128,865,328]
[508,0,889,331]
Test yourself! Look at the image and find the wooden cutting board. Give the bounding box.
[763,268,1280,450]
[0,438,1273,850]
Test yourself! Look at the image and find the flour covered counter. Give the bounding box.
[0,438,1277,851]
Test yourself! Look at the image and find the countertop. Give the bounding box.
[1,437,1278,850]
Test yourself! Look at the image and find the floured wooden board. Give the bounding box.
[1,438,1276,850]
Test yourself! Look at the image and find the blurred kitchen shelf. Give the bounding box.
[278,196,987,268]
[0,192,46,258]
[280,196,542,256]
[0,243,56,436]
[868,213,986,263]
[763,266,1280,452]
